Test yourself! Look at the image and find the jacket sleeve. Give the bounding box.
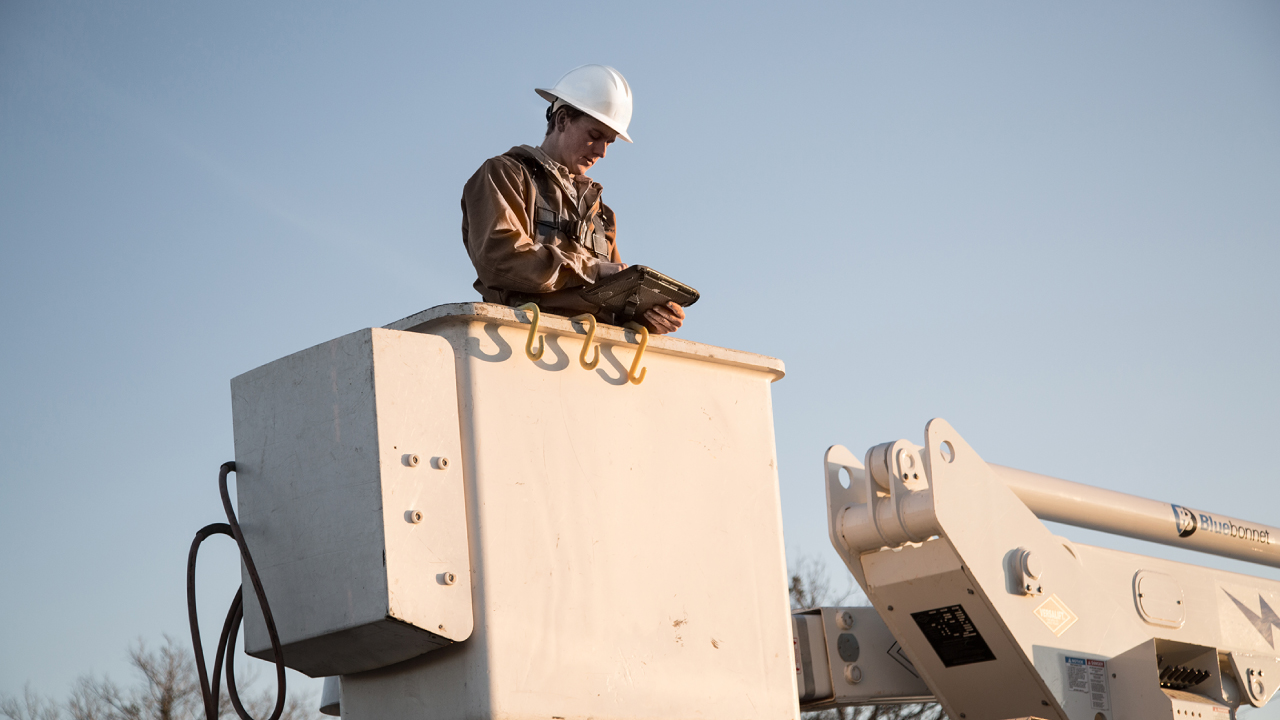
[461,156,606,294]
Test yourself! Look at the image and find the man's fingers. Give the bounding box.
[643,308,678,334]
[657,305,684,327]
[642,305,684,335]
[646,315,673,333]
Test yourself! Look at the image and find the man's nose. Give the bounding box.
[593,143,607,159]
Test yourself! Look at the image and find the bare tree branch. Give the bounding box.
[0,685,63,720]
[2,636,321,720]
[127,637,201,720]
[789,554,859,611]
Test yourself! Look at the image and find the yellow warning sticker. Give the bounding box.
[1035,594,1079,636]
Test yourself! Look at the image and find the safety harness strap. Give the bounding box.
[510,152,611,261]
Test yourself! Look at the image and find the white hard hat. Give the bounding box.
[536,64,634,143]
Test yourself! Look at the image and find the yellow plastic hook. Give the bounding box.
[623,322,649,385]
[569,314,600,370]
[515,303,545,361]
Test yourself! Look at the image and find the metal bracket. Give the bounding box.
[825,445,868,557]
[1012,547,1044,596]
[1230,652,1280,707]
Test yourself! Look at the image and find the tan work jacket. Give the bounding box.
[461,145,620,316]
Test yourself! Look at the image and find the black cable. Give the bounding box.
[187,461,288,720]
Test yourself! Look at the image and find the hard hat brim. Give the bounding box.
[536,88,634,143]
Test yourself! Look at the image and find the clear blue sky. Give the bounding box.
[2,0,1278,714]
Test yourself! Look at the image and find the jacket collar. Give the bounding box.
[513,145,601,193]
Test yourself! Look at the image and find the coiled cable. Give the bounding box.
[186,462,287,720]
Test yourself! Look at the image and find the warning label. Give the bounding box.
[1065,657,1110,711]
[910,605,996,668]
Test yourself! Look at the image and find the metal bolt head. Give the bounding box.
[435,456,450,470]
[844,664,862,684]
[406,510,423,524]
[836,611,854,630]
[404,453,420,467]
[442,572,457,586]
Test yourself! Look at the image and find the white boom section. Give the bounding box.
[793,607,932,708]
[825,419,1280,720]
[991,464,1280,568]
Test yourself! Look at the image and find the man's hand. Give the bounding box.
[642,301,685,335]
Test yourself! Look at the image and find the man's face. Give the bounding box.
[557,114,618,175]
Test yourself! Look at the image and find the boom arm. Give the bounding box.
[991,464,1280,569]
[820,419,1280,720]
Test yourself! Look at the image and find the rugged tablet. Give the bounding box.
[579,265,699,323]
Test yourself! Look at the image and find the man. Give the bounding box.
[461,64,685,335]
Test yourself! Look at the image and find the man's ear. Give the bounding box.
[557,109,577,134]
